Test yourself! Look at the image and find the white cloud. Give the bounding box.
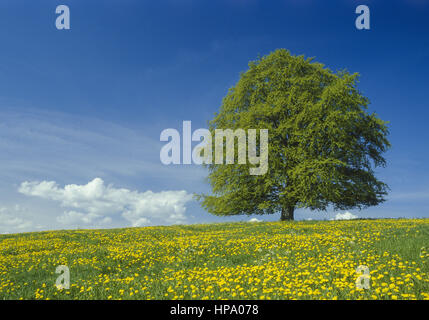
[249,217,262,223]
[0,205,33,234]
[56,211,112,226]
[19,178,193,228]
[332,211,358,220]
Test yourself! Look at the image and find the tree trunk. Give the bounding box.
[280,206,294,221]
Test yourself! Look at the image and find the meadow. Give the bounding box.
[0,219,428,300]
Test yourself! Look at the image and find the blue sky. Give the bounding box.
[0,0,428,233]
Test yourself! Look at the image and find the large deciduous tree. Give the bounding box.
[197,49,390,221]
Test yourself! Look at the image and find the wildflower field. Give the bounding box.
[0,219,428,300]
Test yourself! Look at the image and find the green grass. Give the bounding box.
[0,219,428,300]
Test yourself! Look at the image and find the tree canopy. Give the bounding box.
[197,49,390,220]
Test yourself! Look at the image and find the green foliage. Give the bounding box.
[197,49,390,218]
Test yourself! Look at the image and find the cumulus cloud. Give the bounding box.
[249,218,262,223]
[0,205,33,234]
[18,178,193,228]
[332,211,358,221]
[56,211,112,226]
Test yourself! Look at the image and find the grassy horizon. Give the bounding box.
[1,219,428,300]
